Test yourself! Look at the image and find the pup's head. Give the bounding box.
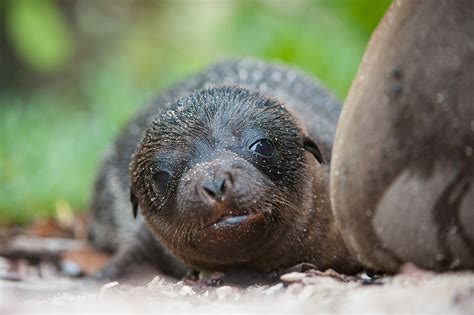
[130,86,325,271]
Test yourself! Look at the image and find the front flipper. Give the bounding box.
[91,224,188,281]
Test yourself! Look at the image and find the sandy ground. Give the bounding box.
[1,226,473,314]
[1,266,473,314]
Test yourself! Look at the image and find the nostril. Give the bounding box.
[216,177,226,194]
[203,179,217,197]
[202,177,227,200]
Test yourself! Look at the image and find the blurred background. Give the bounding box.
[0,0,390,225]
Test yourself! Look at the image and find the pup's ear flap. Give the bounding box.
[303,136,325,164]
[130,188,139,219]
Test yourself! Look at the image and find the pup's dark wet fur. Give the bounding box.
[88,59,360,282]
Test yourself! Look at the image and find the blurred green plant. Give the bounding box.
[0,64,149,224]
[0,0,390,224]
[5,0,73,73]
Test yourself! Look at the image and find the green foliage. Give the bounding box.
[323,0,391,36]
[0,0,390,224]
[5,0,73,72]
[0,65,146,224]
[218,1,368,97]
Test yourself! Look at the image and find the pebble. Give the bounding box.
[60,260,83,277]
[280,272,306,283]
[102,281,120,290]
[215,286,238,301]
[98,281,120,299]
[264,283,284,295]
[147,275,164,288]
[179,285,195,297]
[0,271,21,282]
[0,257,21,281]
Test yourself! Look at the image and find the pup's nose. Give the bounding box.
[202,176,227,202]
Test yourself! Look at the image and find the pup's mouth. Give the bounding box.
[209,212,265,229]
[190,206,272,259]
[202,202,271,230]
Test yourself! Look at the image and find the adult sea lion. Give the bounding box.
[331,0,474,272]
[88,59,360,280]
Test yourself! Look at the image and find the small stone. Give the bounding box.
[264,283,284,295]
[215,286,237,301]
[102,281,120,290]
[0,271,21,282]
[360,272,371,281]
[98,281,120,299]
[280,272,306,283]
[147,275,163,288]
[60,260,83,277]
[179,285,195,297]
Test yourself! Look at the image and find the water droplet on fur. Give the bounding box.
[436,91,446,103]
[450,225,458,234]
[466,146,472,157]
[435,253,445,261]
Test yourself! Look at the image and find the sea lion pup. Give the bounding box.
[331,0,474,273]
[88,59,360,280]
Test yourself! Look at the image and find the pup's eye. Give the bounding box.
[152,170,171,194]
[249,138,274,158]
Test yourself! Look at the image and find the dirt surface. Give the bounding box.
[1,266,474,314]
[1,220,473,314]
